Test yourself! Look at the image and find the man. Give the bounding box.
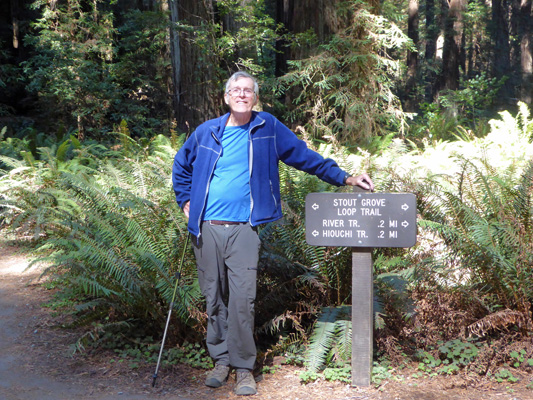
[172,71,374,396]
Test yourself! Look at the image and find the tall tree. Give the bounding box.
[491,0,514,103]
[513,0,532,103]
[10,0,21,50]
[424,0,438,102]
[278,0,410,144]
[173,0,220,131]
[463,0,491,78]
[405,0,419,111]
[166,0,181,122]
[275,0,294,77]
[440,0,466,90]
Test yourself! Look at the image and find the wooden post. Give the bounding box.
[351,186,373,387]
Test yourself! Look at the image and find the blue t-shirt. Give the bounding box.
[203,123,250,222]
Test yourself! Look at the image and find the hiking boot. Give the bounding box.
[235,370,257,396]
[205,363,230,388]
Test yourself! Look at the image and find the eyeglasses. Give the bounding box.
[226,87,255,97]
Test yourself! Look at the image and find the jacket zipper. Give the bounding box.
[197,131,221,238]
[248,127,254,224]
[248,117,265,225]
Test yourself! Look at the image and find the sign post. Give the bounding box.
[305,189,416,387]
[350,186,373,387]
[351,245,373,386]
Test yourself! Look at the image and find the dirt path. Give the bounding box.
[1,240,532,400]
[0,242,175,400]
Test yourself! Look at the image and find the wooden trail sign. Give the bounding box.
[305,190,417,387]
[305,192,416,248]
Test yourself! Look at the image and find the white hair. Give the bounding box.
[225,71,259,95]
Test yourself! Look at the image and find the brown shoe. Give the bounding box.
[205,363,230,388]
[235,370,257,395]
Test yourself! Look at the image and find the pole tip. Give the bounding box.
[152,375,157,387]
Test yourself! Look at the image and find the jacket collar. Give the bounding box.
[210,113,231,138]
[249,111,265,131]
[210,111,265,137]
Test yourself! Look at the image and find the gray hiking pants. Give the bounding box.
[192,221,261,371]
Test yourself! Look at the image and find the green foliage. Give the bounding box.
[494,368,519,383]
[4,98,533,380]
[299,364,353,385]
[213,0,279,73]
[438,339,479,368]
[1,133,203,344]
[23,0,118,136]
[0,41,23,118]
[509,349,533,368]
[417,350,442,371]
[415,339,479,376]
[299,369,320,383]
[417,157,533,333]
[305,306,351,373]
[100,336,212,370]
[323,365,351,383]
[256,149,353,344]
[23,1,171,138]
[278,0,412,146]
[174,0,282,106]
[441,73,504,122]
[371,361,395,386]
[408,73,506,142]
[111,9,172,136]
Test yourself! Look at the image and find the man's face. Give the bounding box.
[224,77,258,114]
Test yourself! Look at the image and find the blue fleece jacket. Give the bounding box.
[172,111,349,238]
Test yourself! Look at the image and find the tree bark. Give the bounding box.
[440,0,466,91]
[405,0,419,111]
[167,0,181,121]
[516,0,532,103]
[175,0,220,131]
[275,0,294,77]
[274,0,342,62]
[492,0,514,103]
[10,0,20,49]
[424,0,438,102]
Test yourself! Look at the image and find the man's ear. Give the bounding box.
[224,93,230,105]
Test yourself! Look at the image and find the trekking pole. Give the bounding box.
[152,233,190,387]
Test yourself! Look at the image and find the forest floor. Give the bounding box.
[1,239,533,400]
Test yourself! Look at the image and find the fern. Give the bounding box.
[305,306,352,372]
[415,158,533,333]
[1,136,203,345]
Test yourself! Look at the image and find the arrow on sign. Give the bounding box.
[402,221,409,228]
[312,230,319,237]
[312,203,320,210]
[401,203,409,211]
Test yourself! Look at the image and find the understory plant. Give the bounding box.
[417,157,533,336]
[289,102,533,377]
[1,132,203,347]
[2,102,533,380]
[278,0,412,146]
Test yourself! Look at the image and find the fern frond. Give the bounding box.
[305,306,351,372]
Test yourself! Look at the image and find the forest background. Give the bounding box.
[1,0,533,389]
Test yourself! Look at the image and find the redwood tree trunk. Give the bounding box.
[275,0,294,77]
[492,0,514,103]
[424,0,438,102]
[405,0,419,111]
[518,0,532,103]
[175,0,220,132]
[441,0,466,91]
[167,0,181,122]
